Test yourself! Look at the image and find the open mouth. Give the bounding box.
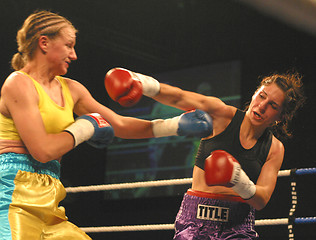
[253,111,263,120]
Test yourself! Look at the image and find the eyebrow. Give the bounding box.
[262,89,281,108]
[262,89,268,96]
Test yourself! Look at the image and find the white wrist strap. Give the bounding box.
[231,163,256,200]
[65,119,94,147]
[131,72,160,97]
[151,117,180,138]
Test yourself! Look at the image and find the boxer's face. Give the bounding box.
[248,83,285,127]
[43,26,77,76]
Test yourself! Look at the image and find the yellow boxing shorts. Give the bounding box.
[0,153,91,240]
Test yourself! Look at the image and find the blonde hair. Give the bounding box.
[11,10,77,70]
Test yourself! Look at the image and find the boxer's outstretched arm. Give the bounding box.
[104,68,232,119]
[69,78,213,139]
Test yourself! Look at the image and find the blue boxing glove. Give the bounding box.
[64,113,114,149]
[151,109,213,138]
[177,110,213,137]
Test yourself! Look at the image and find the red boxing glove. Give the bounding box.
[204,150,256,200]
[104,68,143,107]
[204,150,238,187]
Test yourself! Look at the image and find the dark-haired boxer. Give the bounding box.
[105,67,305,239]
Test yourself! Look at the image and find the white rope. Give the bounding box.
[255,218,288,226]
[80,218,289,233]
[277,169,291,177]
[66,178,192,193]
[81,224,175,233]
[66,170,290,193]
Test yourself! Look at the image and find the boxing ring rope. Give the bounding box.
[65,168,316,239]
[66,168,316,193]
[79,217,316,233]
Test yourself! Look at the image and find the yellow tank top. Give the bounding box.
[0,72,75,153]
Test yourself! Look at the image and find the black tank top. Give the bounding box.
[194,109,272,183]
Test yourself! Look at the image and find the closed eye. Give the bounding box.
[270,102,280,110]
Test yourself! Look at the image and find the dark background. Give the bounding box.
[0,0,315,239]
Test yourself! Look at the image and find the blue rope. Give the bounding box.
[295,217,316,224]
[295,168,316,175]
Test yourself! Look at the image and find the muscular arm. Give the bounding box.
[1,73,74,163]
[246,137,285,210]
[104,68,235,133]
[67,79,155,139]
[153,83,223,115]
[153,83,236,135]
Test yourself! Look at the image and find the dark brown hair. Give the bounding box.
[258,71,306,139]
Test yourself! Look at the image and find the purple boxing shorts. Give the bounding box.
[173,189,259,240]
